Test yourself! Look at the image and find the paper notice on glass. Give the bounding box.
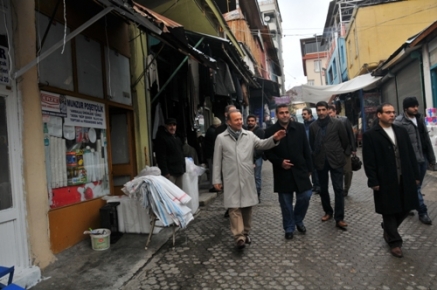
[47,116,63,137]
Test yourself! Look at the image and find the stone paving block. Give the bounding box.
[122,148,437,290]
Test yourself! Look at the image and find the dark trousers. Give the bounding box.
[318,159,344,221]
[417,161,428,216]
[382,211,410,248]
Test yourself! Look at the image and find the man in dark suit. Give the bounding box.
[265,104,313,239]
[155,118,185,188]
[309,101,349,230]
[328,105,356,197]
[363,103,420,258]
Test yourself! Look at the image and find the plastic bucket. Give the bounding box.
[90,228,111,251]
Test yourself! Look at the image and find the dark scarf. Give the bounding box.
[227,127,242,141]
[314,117,330,154]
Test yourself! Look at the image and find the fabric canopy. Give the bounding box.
[301,73,382,103]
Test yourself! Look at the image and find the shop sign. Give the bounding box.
[0,45,10,85]
[41,92,106,129]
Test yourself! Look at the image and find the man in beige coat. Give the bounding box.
[213,109,286,249]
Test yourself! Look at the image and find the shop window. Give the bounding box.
[36,13,74,91]
[105,47,131,105]
[40,91,110,208]
[0,97,12,210]
[76,35,104,98]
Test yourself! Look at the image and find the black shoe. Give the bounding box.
[209,187,217,192]
[245,235,252,245]
[419,214,432,225]
[285,232,294,240]
[236,239,245,249]
[296,224,306,233]
[224,209,229,218]
[312,186,320,194]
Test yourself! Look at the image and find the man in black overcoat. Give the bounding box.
[265,104,313,239]
[363,103,420,258]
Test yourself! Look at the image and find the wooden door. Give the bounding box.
[108,107,137,195]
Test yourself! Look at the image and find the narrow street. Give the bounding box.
[121,150,437,289]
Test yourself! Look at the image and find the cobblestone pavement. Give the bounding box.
[122,150,437,290]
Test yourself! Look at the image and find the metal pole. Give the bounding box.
[151,37,204,103]
[314,34,323,85]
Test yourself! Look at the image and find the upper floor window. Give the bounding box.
[36,12,131,105]
[333,60,337,79]
[354,29,359,57]
[307,80,315,86]
[328,68,333,84]
[314,60,321,73]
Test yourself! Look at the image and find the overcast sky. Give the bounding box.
[277,0,331,91]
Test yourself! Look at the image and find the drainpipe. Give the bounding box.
[151,37,204,103]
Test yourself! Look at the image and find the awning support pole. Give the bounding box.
[13,7,114,79]
[151,37,204,103]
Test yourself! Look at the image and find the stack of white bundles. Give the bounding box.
[122,174,193,228]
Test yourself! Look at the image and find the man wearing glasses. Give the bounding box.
[362,103,420,258]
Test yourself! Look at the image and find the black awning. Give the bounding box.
[254,77,280,96]
[186,31,259,88]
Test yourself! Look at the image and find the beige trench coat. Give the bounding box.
[213,129,278,208]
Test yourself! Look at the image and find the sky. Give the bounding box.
[277,0,331,91]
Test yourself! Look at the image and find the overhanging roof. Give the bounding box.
[96,0,217,69]
[301,73,381,103]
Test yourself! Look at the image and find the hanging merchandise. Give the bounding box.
[146,54,160,90]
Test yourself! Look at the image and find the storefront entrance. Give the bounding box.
[109,107,137,195]
[0,93,29,269]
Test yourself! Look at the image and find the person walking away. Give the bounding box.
[393,96,435,225]
[363,103,420,258]
[213,109,286,249]
[265,104,313,240]
[155,118,185,188]
[246,114,265,203]
[309,101,349,230]
[328,105,357,197]
[302,107,320,194]
[204,117,222,192]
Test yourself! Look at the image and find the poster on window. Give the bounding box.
[40,91,109,208]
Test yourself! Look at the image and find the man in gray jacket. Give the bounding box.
[328,105,356,197]
[213,110,286,249]
[394,96,435,225]
[309,101,349,230]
